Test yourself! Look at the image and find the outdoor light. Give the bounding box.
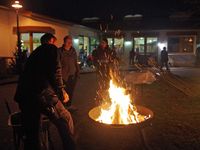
[124,41,132,46]
[73,38,79,44]
[158,42,167,50]
[12,1,23,9]
[11,0,23,73]
[189,38,193,43]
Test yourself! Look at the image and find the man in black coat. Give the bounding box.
[14,33,75,150]
[160,47,169,71]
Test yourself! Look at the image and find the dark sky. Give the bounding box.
[0,0,197,29]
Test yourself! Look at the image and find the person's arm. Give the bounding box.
[47,45,68,103]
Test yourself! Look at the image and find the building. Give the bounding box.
[1,4,200,72]
[102,15,200,67]
[0,5,100,73]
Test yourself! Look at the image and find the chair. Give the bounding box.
[5,100,54,150]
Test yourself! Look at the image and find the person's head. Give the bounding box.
[100,38,108,49]
[163,47,167,51]
[40,33,57,45]
[63,35,73,49]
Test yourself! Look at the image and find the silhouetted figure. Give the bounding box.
[196,47,200,66]
[92,38,117,89]
[129,48,135,65]
[160,47,169,71]
[58,36,80,111]
[14,33,75,150]
[135,47,140,63]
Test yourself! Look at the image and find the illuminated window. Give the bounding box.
[168,37,194,53]
[90,37,98,53]
[134,37,145,53]
[107,38,113,48]
[33,33,45,50]
[21,32,45,53]
[79,36,97,55]
[147,37,158,53]
[21,33,30,52]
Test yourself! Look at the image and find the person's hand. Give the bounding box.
[63,90,69,103]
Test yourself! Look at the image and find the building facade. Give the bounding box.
[0,5,99,58]
[105,29,200,67]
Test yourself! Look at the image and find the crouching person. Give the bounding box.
[40,88,75,149]
[14,33,76,150]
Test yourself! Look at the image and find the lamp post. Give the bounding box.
[12,0,23,73]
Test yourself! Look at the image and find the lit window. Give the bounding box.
[21,32,45,54]
[134,37,145,53]
[168,37,194,53]
[147,37,158,53]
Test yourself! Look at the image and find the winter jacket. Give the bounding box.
[14,44,65,105]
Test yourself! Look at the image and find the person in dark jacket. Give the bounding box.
[14,33,75,150]
[58,36,80,110]
[129,48,135,65]
[92,38,117,91]
[160,47,169,71]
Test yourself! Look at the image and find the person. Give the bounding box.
[86,53,94,67]
[14,33,76,150]
[58,36,80,110]
[196,47,200,66]
[92,38,117,91]
[129,48,135,65]
[135,47,140,63]
[79,46,84,68]
[160,47,169,71]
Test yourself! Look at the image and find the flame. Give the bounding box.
[96,80,148,125]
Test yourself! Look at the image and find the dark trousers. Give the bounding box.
[19,99,75,150]
[129,57,135,65]
[64,75,77,107]
[161,61,169,70]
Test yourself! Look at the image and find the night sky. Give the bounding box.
[0,0,198,29]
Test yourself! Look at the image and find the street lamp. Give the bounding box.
[12,0,23,73]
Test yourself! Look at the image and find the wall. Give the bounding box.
[0,7,72,57]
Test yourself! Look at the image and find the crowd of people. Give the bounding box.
[14,33,120,150]
[15,33,79,150]
[14,33,170,150]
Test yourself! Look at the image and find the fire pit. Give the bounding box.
[88,78,154,149]
[89,105,153,127]
[89,79,153,126]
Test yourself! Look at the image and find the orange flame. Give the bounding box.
[96,80,149,125]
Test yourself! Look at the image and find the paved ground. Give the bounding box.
[0,67,200,150]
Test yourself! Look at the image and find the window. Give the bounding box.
[90,37,98,53]
[78,36,90,55]
[168,37,194,53]
[84,37,89,54]
[21,33,30,53]
[78,36,84,50]
[107,38,113,48]
[134,37,145,53]
[114,38,124,54]
[147,37,158,53]
[33,33,45,50]
[21,32,45,53]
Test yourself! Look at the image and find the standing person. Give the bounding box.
[92,38,117,90]
[129,48,135,65]
[196,47,200,66]
[14,33,75,150]
[160,47,169,71]
[58,36,80,110]
[135,47,140,63]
